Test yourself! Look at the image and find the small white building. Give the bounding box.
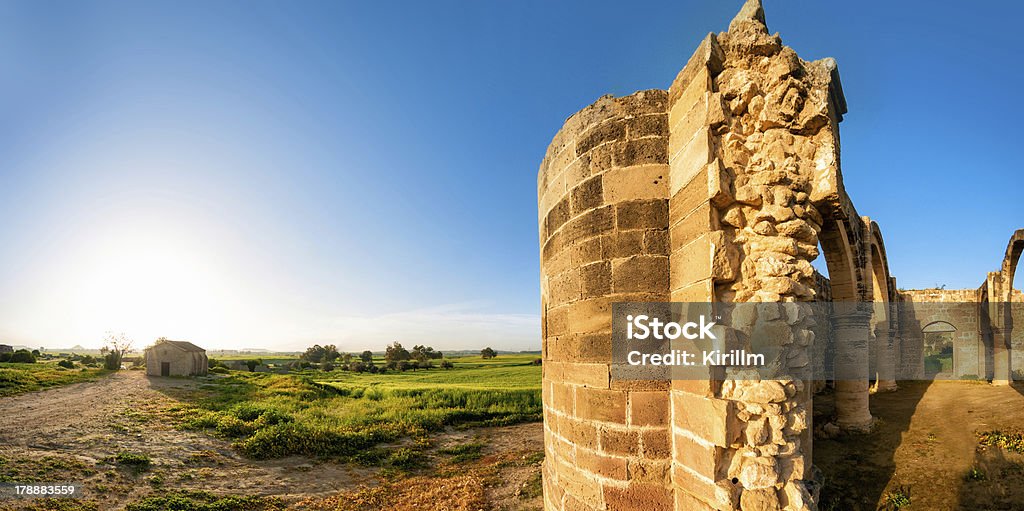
[145,339,208,377]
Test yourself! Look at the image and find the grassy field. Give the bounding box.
[167,354,542,462]
[0,362,112,397]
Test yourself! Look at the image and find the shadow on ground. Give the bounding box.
[813,380,932,511]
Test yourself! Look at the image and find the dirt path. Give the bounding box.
[814,381,1024,511]
[0,371,375,509]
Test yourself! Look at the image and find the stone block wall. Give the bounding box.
[538,90,675,511]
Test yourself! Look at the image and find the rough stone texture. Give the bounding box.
[537,2,1021,510]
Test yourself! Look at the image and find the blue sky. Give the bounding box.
[0,1,1020,350]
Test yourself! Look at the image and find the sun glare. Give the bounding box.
[50,226,243,347]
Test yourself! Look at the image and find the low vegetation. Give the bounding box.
[125,491,284,511]
[168,355,542,460]
[880,485,912,511]
[979,430,1024,454]
[0,362,111,397]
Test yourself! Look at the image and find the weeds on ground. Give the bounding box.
[964,466,987,481]
[881,485,912,511]
[978,430,1024,454]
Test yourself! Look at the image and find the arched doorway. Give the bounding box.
[922,321,956,379]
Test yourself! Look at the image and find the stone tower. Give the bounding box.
[537,1,850,509]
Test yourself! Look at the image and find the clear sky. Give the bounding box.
[0,1,1021,351]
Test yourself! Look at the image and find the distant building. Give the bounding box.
[0,344,13,354]
[145,339,208,377]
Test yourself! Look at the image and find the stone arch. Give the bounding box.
[922,321,957,333]
[999,229,1024,296]
[866,220,897,390]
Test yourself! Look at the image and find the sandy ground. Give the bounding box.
[0,371,376,509]
[0,371,544,510]
[814,380,1024,511]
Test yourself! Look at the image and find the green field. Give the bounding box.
[0,362,112,397]
[168,354,542,461]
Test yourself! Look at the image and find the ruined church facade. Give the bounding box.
[536,1,1023,510]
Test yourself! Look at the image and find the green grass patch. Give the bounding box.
[170,355,541,460]
[114,452,151,470]
[0,362,111,396]
[125,490,284,511]
[438,442,486,463]
[0,454,94,483]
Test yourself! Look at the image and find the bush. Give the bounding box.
[57,359,75,369]
[440,360,454,369]
[115,451,151,469]
[0,352,11,362]
[10,350,36,364]
[210,367,229,374]
[103,352,121,370]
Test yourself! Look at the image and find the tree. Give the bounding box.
[324,345,341,362]
[411,345,443,361]
[385,342,411,363]
[303,344,327,363]
[440,360,454,370]
[481,347,497,359]
[342,353,353,364]
[10,349,35,364]
[102,332,133,370]
[360,350,374,363]
[245,359,262,372]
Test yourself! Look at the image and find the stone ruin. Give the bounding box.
[535,1,1024,509]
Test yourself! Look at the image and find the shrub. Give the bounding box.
[210,367,229,374]
[103,352,121,370]
[115,451,151,469]
[481,347,497,359]
[0,352,11,362]
[532,358,543,366]
[10,350,36,364]
[440,360,454,369]
[57,360,75,369]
